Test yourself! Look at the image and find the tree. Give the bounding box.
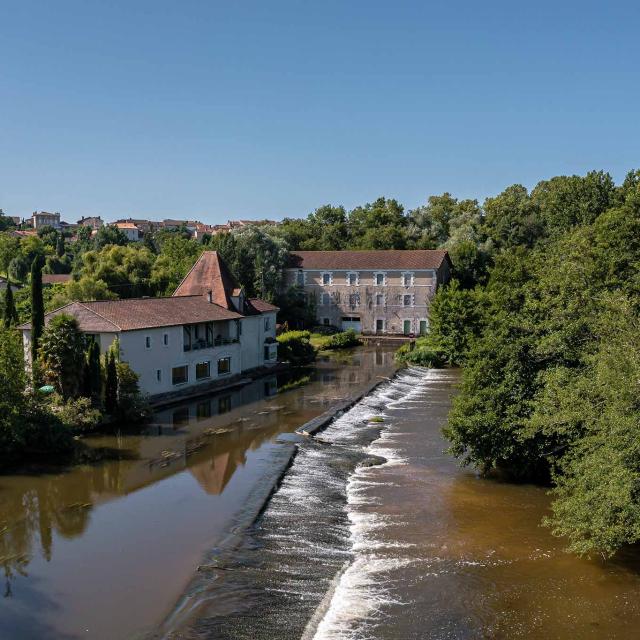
[56,235,65,258]
[0,233,20,276]
[30,255,45,368]
[85,340,101,399]
[39,314,85,399]
[94,225,129,249]
[104,350,118,415]
[3,282,18,327]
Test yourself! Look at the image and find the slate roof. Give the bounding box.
[18,296,242,333]
[287,250,450,270]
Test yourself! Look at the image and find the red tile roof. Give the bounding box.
[173,251,238,309]
[247,298,279,313]
[42,274,72,285]
[19,296,242,333]
[287,250,450,270]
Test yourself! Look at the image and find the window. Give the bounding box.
[183,325,192,352]
[218,357,231,375]
[145,336,151,349]
[322,317,330,326]
[346,272,359,286]
[403,294,413,306]
[156,369,162,382]
[348,293,360,307]
[322,272,332,286]
[321,293,331,305]
[264,317,271,331]
[197,400,212,420]
[374,272,386,286]
[375,293,384,306]
[218,395,232,414]
[402,272,414,287]
[196,361,211,380]
[296,270,305,286]
[163,333,169,347]
[172,365,188,385]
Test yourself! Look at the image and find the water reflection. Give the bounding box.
[0,347,398,640]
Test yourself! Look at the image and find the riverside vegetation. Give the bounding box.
[2,170,640,557]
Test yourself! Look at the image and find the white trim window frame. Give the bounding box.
[321,271,333,286]
[403,293,414,307]
[373,271,386,286]
[401,271,415,287]
[375,292,385,307]
[346,271,359,286]
[321,292,331,306]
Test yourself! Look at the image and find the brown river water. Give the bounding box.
[3,355,640,639]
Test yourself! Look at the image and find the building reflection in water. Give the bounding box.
[0,347,397,596]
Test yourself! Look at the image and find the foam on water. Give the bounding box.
[308,368,437,640]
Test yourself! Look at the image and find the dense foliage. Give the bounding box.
[441,171,640,557]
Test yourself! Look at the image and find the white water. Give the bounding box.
[308,368,436,640]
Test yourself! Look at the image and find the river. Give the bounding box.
[160,367,640,640]
[4,357,640,639]
[0,346,398,640]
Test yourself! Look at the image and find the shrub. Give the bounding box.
[276,330,316,366]
[51,395,102,433]
[310,324,340,336]
[323,329,362,350]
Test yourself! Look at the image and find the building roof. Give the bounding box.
[174,251,238,309]
[287,250,450,270]
[19,296,243,333]
[114,222,139,230]
[42,274,72,285]
[247,298,279,313]
[173,251,279,315]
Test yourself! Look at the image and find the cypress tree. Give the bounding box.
[104,351,118,415]
[56,235,65,258]
[30,255,45,368]
[3,282,18,328]
[86,340,101,399]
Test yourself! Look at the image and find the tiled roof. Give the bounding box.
[18,296,242,333]
[42,274,72,285]
[173,251,238,309]
[287,250,450,270]
[247,298,279,313]
[114,222,139,230]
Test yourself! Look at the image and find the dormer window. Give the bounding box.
[346,271,359,286]
[374,272,386,286]
[322,272,333,286]
[402,272,414,287]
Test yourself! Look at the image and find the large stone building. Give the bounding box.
[284,250,451,335]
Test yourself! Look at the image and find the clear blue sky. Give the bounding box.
[1,0,639,224]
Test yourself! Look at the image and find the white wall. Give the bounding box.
[118,325,241,396]
[239,311,277,371]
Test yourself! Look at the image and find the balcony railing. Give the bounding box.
[184,337,239,352]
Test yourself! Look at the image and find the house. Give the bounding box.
[30,211,61,229]
[283,250,452,336]
[113,222,142,241]
[19,252,278,400]
[77,216,104,230]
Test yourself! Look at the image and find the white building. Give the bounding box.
[113,222,141,241]
[19,252,278,401]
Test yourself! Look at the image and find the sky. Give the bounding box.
[1,0,639,224]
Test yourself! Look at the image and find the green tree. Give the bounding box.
[3,282,18,327]
[30,255,45,368]
[39,314,85,399]
[85,340,102,399]
[104,350,118,415]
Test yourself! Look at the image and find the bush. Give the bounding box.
[50,395,102,433]
[395,338,447,367]
[276,330,316,366]
[310,324,340,335]
[322,329,362,350]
